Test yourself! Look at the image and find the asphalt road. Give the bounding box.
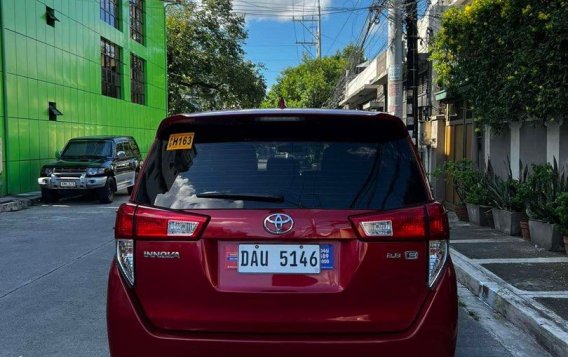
[0,195,549,356]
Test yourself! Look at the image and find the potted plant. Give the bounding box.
[464,177,495,227]
[433,160,477,221]
[487,160,529,236]
[526,160,567,251]
[555,192,568,255]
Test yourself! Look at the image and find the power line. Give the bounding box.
[323,0,387,108]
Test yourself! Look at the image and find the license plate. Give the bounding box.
[60,181,76,187]
[238,244,320,274]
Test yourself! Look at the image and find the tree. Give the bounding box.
[430,0,568,129]
[262,46,361,109]
[166,0,266,114]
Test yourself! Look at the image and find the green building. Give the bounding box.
[0,0,167,195]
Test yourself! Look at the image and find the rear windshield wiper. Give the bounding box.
[196,192,285,203]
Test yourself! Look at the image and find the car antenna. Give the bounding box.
[278,96,287,109]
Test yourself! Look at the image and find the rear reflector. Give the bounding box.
[135,206,209,239]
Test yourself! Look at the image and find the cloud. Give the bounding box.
[232,0,333,21]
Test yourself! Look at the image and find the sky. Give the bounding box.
[235,0,390,89]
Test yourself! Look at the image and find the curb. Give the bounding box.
[0,193,42,213]
[451,248,568,357]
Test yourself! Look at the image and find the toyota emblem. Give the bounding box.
[263,213,294,235]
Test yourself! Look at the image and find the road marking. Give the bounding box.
[451,238,523,244]
[519,292,568,298]
[474,257,568,264]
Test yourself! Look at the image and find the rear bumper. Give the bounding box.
[107,260,457,357]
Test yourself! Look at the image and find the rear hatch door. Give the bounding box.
[132,112,432,334]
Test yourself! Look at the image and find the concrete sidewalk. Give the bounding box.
[450,213,568,357]
[0,191,41,213]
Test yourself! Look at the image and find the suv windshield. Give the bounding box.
[61,140,113,159]
[137,132,428,210]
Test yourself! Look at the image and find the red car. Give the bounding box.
[107,109,457,356]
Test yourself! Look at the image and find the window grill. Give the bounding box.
[101,38,122,99]
[130,0,145,44]
[131,54,146,105]
[100,0,120,29]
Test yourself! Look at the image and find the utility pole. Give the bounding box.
[294,0,322,59]
[387,0,403,119]
[317,0,322,59]
[405,0,419,147]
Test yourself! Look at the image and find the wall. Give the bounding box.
[0,10,4,193]
[0,0,167,194]
[482,120,567,180]
[345,56,381,100]
[519,122,547,169]
[560,122,568,172]
[486,126,510,177]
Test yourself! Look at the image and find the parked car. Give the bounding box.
[107,109,457,356]
[38,136,141,204]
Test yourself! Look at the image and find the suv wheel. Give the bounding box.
[41,188,59,203]
[97,177,115,204]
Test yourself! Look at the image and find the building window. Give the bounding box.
[131,54,146,104]
[100,0,120,29]
[130,0,145,44]
[101,38,122,98]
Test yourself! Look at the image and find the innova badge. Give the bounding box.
[263,213,294,235]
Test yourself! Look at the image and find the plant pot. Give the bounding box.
[564,236,568,256]
[528,219,564,252]
[492,209,526,236]
[454,204,469,222]
[520,220,530,241]
[466,204,493,226]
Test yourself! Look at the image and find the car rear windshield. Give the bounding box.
[135,121,428,210]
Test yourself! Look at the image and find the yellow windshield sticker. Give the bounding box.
[167,132,194,151]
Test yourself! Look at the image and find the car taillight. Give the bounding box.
[426,202,450,288]
[115,203,136,238]
[113,203,210,287]
[135,206,209,239]
[428,240,448,287]
[352,203,450,288]
[117,239,135,286]
[115,203,137,286]
[351,206,426,240]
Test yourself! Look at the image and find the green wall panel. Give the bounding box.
[0,15,4,194]
[1,0,167,195]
